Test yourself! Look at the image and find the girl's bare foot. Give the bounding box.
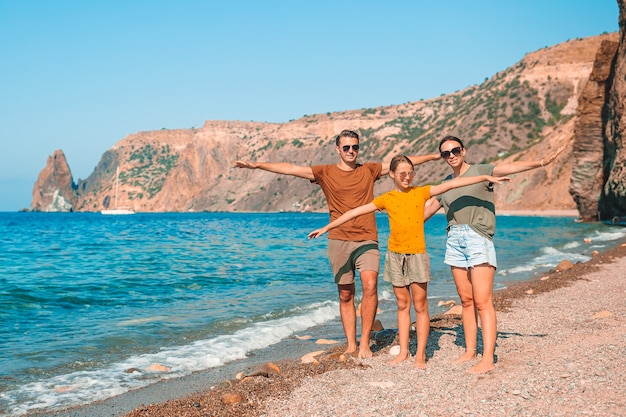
[452,349,476,364]
[387,349,410,365]
[468,359,495,374]
[358,345,373,359]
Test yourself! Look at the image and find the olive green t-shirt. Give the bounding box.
[436,164,496,240]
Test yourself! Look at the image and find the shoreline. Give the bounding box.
[27,234,626,417]
[8,209,581,217]
[495,209,579,217]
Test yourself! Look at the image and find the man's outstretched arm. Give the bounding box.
[235,161,315,181]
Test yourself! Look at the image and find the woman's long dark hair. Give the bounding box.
[438,135,465,151]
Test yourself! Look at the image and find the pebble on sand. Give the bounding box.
[356,303,383,317]
[316,338,340,345]
[239,362,281,379]
[444,304,463,315]
[146,363,171,372]
[301,350,325,364]
[437,299,457,307]
[555,259,574,272]
[220,391,246,405]
[592,310,613,319]
[372,319,384,332]
[54,386,77,393]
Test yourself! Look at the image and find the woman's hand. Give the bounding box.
[540,145,566,167]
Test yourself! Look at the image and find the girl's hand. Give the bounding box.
[487,176,511,184]
[308,229,326,239]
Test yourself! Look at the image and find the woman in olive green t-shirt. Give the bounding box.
[425,135,564,374]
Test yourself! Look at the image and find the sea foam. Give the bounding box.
[1,300,339,417]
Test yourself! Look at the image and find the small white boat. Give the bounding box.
[101,167,136,215]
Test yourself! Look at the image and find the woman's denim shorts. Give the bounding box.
[444,224,497,269]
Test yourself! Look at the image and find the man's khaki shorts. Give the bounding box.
[328,239,380,285]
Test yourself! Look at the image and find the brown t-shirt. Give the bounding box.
[311,162,383,242]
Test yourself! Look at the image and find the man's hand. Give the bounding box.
[235,160,257,169]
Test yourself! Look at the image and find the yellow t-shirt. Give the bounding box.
[372,185,431,254]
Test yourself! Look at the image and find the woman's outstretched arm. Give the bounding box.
[492,145,565,176]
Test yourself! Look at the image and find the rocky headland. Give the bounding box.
[29,30,625,220]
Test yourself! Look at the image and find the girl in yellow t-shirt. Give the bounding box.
[309,155,509,368]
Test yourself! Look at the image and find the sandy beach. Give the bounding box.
[30,236,625,417]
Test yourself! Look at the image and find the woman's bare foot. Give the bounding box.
[414,353,427,369]
[468,359,495,374]
[452,349,476,364]
[387,349,410,365]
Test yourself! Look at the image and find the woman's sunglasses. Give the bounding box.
[440,146,462,159]
[342,144,360,152]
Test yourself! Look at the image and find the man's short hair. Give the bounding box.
[335,130,359,146]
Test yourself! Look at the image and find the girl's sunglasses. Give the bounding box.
[440,146,462,159]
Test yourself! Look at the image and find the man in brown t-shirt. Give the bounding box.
[235,130,439,358]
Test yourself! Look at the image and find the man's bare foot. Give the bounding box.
[358,345,373,358]
[344,343,358,356]
[452,350,476,364]
[468,359,495,374]
[414,353,427,369]
[387,349,410,365]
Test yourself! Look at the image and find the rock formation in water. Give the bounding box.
[30,150,77,212]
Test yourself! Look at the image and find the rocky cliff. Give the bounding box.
[570,39,619,221]
[599,0,626,220]
[31,32,624,218]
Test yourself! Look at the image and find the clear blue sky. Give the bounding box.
[0,0,619,211]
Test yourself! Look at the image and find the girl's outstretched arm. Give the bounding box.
[429,175,510,197]
[492,145,565,176]
[308,203,378,239]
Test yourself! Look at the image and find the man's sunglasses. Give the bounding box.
[342,144,360,152]
[440,146,462,159]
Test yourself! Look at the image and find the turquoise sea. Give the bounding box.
[1,212,624,416]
